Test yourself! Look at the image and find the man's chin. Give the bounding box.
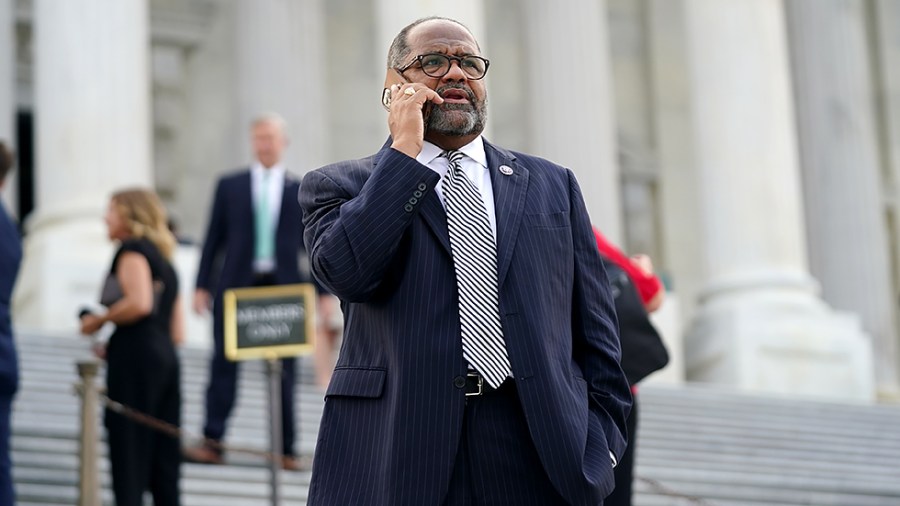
[428,110,479,136]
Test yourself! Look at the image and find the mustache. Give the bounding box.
[436,83,476,102]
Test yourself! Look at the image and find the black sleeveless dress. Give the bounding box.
[104,238,181,506]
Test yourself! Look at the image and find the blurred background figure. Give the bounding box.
[79,188,183,506]
[184,113,315,471]
[0,141,20,506]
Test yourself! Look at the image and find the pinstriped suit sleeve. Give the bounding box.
[567,169,632,462]
[299,148,441,302]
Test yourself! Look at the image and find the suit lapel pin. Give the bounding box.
[499,165,514,176]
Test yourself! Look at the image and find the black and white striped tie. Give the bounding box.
[441,150,511,388]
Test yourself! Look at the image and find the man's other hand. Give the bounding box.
[192,288,212,315]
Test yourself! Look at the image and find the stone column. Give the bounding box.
[786,0,899,398]
[171,2,236,239]
[876,0,900,197]
[682,0,873,401]
[521,0,622,243]
[14,0,152,332]
[0,0,14,210]
[233,0,328,173]
[647,0,703,317]
[873,0,900,401]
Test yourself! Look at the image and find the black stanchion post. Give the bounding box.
[266,357,283,506]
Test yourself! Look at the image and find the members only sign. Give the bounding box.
[223,283,316,361]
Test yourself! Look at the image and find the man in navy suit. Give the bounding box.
[299,17,632,505]
[0,141,20,505]
[184,114,309,470]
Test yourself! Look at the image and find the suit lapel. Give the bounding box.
[240,170,255,239]
[485,140,528,287]
[276,175,295,235]
[418,192,451,255]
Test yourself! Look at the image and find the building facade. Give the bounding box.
[2,0,899,402]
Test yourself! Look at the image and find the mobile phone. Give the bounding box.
[381,69,433,126]
[78,302,105,319]
[381,69,405,111]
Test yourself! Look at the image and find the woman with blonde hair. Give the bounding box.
[80,188,183,506]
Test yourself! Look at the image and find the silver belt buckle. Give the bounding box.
[465,372,483,397]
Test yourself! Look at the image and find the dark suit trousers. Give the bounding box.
[204,276,297,456]
[443,381,569,506]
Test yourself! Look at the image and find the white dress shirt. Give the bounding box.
[251,162,285,273]
[416,136,497,241]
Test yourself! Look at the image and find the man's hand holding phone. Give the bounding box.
[384,70,443,158]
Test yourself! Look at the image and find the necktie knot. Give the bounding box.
[441,150,466,169]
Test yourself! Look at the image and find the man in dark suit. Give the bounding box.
[184,114,309,470]
[0,141,20,505]
[299,17,632,505]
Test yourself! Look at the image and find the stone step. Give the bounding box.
[11,332,900,506]
[633,478,900,506]
[636,447,899,482]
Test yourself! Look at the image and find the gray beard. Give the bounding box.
[427,100,487,137]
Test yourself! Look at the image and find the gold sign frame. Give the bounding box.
[223,283,316,361]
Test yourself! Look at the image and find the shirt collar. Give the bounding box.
[251,161,286,179]
[417,135,487,169]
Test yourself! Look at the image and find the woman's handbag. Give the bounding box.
[602,259,669,386]
[99,274,124,308]
[99,273,164,313]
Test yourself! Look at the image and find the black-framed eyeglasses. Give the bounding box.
[398,53,490,80]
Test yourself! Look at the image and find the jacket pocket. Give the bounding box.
[325,367,387,399]
[524,211,569,229]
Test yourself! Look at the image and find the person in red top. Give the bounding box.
[593,226,666,506]
[593,227,664,312]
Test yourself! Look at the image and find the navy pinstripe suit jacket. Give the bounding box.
[299,139,632,506]
[0,203,20,396]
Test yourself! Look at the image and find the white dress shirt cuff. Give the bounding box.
[610,451,618,468]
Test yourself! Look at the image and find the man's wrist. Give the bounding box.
[390,141,421,159]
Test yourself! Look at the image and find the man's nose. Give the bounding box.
[442,61,468,82]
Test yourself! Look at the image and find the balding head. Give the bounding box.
[387,16,480,70]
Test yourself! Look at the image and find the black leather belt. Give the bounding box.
[253,272,276,286]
